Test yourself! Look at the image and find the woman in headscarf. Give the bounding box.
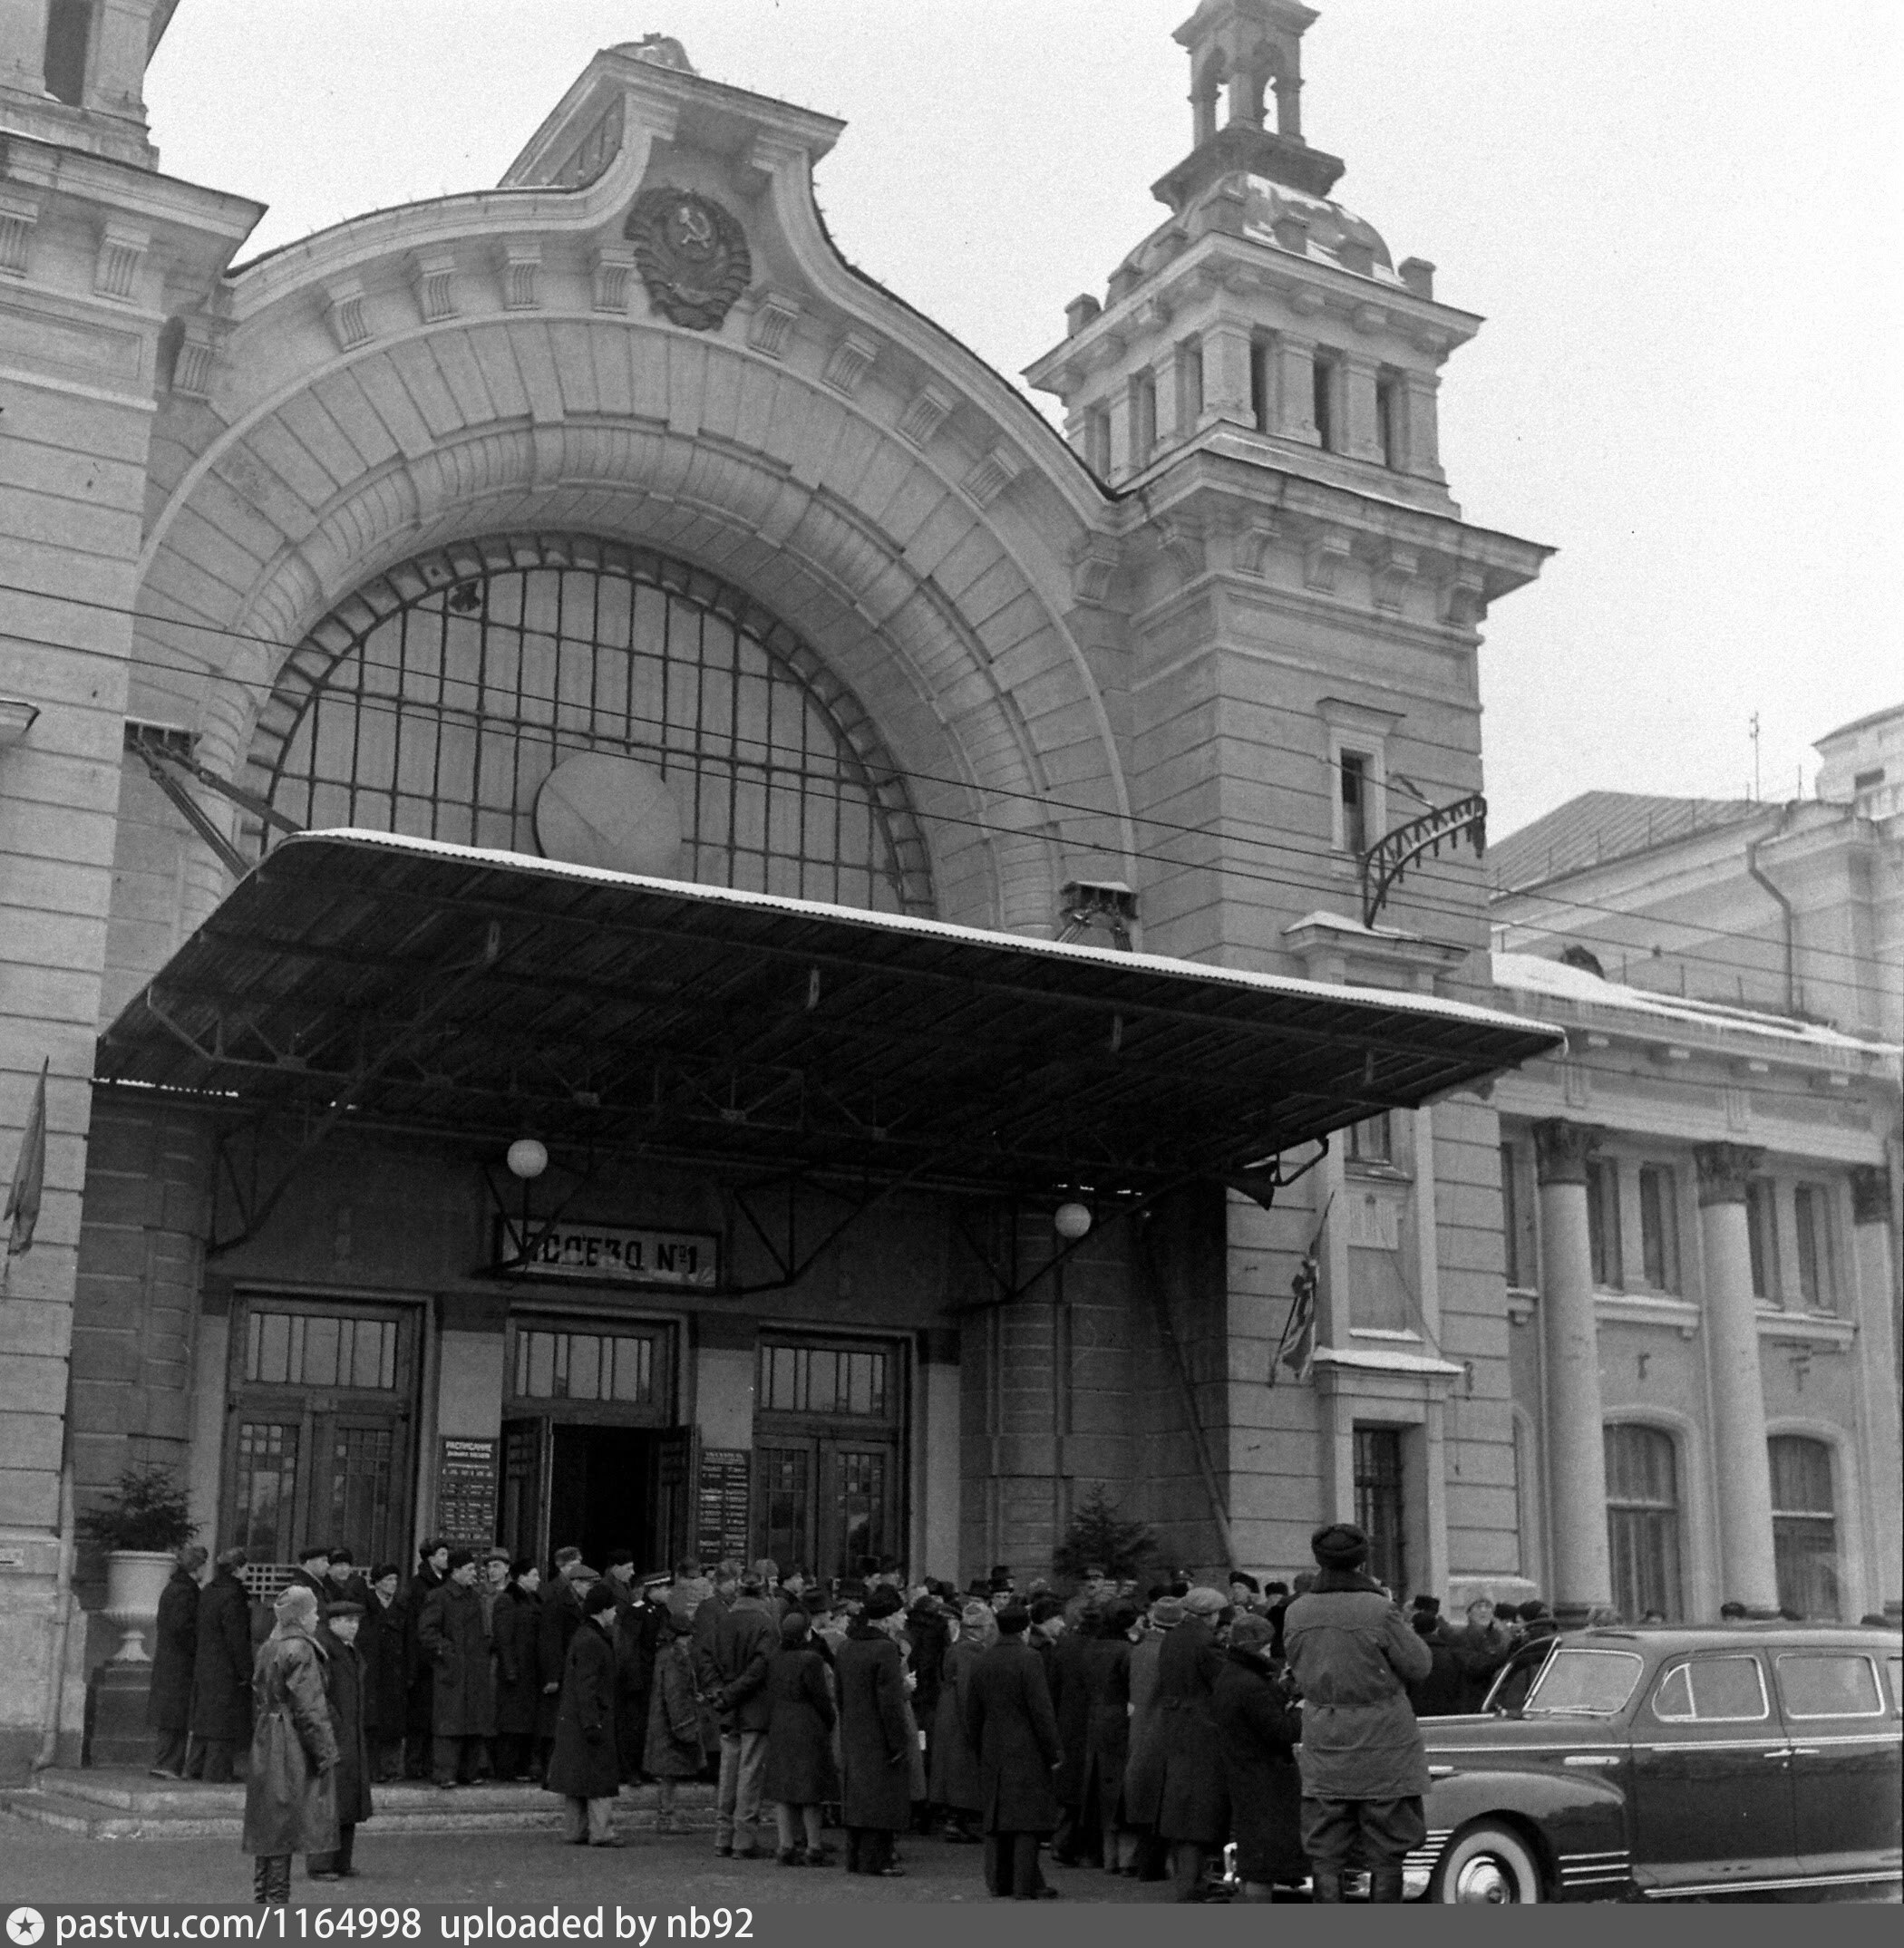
[241,1585,339,1907]
[761,1608,839,1866]
[1210,1612,1306,1900]
[928,1600,993,1843]
[1154,1586,1229,1902]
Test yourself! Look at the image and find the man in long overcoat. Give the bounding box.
[535,1548,588,1769]
[761,1608,839,1864]
[928,1603,992,1841]
[1155,1586,1229,1902]
[399,1539,448,1778]
[1210,1613,1305,1899]
[1282,1522,1433,1903]
[189,1547,253,1782]
[416,1550,494,1788]
[833,1585,913,1875]
[1121,1593,1175,1852]
[960,1604,1063,1900]
[308,1602,374,1882]
[1047,1603,1096,1864]
[491,1560,543,1782]
[242,1586,338,1907]
[710,1569,777,1858]
[357,1565,408,1782]
[1080,1598,1140,1873]
[148,1544,206,1778]
[544,1582,623,1847]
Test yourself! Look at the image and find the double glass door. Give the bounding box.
[223,1297,416,1573]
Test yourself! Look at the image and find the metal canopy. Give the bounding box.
[95,830,1564,1198]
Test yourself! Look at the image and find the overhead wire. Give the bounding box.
[2,576,1893,987]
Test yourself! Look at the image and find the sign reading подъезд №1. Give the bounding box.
[494,1216,720,1288]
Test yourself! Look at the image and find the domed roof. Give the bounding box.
[1230,173,1400,285]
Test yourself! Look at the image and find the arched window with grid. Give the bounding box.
[249,535,935,916]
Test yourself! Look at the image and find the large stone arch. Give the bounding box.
[130,310,1132,942]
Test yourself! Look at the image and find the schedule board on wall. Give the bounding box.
[695,1447,751,1565]
[436,1436,500,1546]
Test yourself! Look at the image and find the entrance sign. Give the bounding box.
[496,1217,719,1289]
[695,1447,752,1565]
[436,1436,500,1546]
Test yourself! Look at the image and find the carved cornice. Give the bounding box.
[1532,1119,1598,1187]
[1694,1141,1763,1207]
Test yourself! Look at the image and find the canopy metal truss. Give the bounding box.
[96,830,1564,1270]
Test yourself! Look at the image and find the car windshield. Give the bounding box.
[1522,1647,1645,1717]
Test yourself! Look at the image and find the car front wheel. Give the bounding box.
[1430,1821,1544,1904]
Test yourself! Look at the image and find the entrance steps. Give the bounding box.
[1,1770,716,1841]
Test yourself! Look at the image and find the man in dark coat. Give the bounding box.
[762,1609,838,1865]
[535,1548,588,1770]
[1407,1612,1466,1716]
[833,1585,913,1875]
[400,1539,448,1778]
[149,1544,206,1778]
[416,1550,494,1788]
[325,1547,373,1615]
[357,1565,407,1783]
[188,1547,253,1782]
[961,1604,1063,1900]
[308,1602,374,1882]
[491,1561,543,1781]
[287,1544,335,1642]
[1282,1522,1433,1903]
[711,1569,777,1858]
[1210,1614,1305,1899]
[543,1582,623,1847]
[1080,1598,1139,1873]
[1156,1585,1229,1901]
[243,1586,338,1907]
[621,1573,671,1778]
[1046,1603,1095,1865]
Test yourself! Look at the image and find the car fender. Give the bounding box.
[1423,1766,1629,1888]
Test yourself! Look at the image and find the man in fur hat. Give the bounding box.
[1281,1523,1432,1903]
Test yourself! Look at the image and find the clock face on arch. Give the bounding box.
[533,751,685,879]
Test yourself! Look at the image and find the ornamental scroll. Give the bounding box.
[625,188,752,331]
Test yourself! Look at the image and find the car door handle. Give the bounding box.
[1787,1747,1821,1757]
[1428,1764,1456,1778]
[1564,1753,1619,1767]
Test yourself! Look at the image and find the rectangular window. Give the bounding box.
[1746,1179,1781,1299]
[1353,1426,1404,1594]
[1084,405,1112,478]
[1775,1653,1882,1720]
[1587,1158,1623,1290]
[1345,1113,1393,1167]
[1638,1164,1679,1292]
[1130,370,1157,463]
[1375,376,1404,470]
[1313,354,1336,451]
[1178,339,1204,430]
[759,1342,892,1420]
[245,1310,399,1391]
[1605,1422,1682,1620]
[509,1325,657,1406]
[1340,751,1370,855]
[1501,1144,1526,1287]
[44,1,92,107]
[1249,338,1272,432]
[1793,1184,1833,1311]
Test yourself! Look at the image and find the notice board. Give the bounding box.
[435,1436,500,1547]
[694,1447,751,1565]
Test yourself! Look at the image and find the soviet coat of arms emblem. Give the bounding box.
[625,188,752,331]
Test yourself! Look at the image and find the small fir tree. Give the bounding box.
[1054,1481,1155,1584]
[76,1463,199,1552]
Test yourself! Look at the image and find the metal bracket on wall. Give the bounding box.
[126,722,304,879]
[1361,792,1486,927]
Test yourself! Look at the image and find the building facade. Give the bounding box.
[1486,722,1904,1626]
[0,0,1562,1771]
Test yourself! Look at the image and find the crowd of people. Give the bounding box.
[144,1524,1584,1906]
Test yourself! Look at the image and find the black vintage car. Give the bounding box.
[1404,1623,1902,1902]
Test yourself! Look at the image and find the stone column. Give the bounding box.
[1533,1120,1611,1617]
[1199,316,1255,431]
[1273,334,1320,445]
[1341,355,1386,465]
[1695,1143,1780,1614]
[1402,372,1447,483]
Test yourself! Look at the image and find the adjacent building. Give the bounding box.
[1487,712,1904,1625]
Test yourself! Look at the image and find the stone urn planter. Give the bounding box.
[102,1548,177,1662]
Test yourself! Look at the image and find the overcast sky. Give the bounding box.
[147,1,1903,839]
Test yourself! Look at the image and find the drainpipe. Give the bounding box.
[32,1459,77,1773]
[1744,805,1799,1014]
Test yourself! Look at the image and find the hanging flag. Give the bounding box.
[1271,1191,1332,1385]
[5,1059,49,1259]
